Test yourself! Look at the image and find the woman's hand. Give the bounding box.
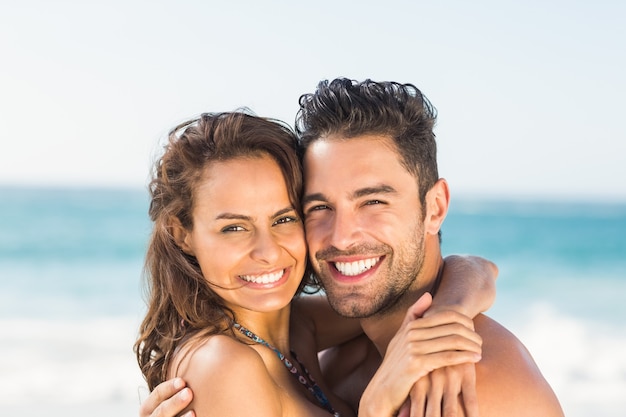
[358,293,482,417]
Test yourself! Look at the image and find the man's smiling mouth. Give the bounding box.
[333,257,380,276]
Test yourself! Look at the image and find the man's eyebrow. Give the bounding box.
[302,192,327,206]
[352,184,397,199]
[302,185,397,206]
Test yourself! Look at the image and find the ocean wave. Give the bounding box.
[1,304,625,417]
[501,302,626,417]
[0,316,147,408]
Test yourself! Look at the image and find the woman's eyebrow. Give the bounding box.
[215,206,295,221]
[215,213,252,221]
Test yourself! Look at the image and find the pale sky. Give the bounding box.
[1,0,624,201]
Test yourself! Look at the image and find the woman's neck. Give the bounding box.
[232,305,292,352]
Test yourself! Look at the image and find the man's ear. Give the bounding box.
[169,216,194,255]
[424,178,450,236]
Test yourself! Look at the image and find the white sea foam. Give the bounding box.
[2,303,625,417]
[0,316,148,416]
[496,302,626,417]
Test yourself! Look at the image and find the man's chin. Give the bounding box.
[327,294,377,319]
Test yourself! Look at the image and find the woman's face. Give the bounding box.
[178,154,306,315]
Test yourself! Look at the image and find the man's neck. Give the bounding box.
[360,255,444,357]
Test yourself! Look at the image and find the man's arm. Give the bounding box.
[358,294,483,417]
[139,255,499,417]
[401,255,497,417]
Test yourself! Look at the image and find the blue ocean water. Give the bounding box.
[442,198,626,321]
[1,187,625,416]
[0,187,150,318]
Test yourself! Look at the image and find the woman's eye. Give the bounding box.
[221,225,246,233]
[274,216,299,225]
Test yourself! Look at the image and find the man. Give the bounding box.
[140,78,564,416]
[296,78,563,416]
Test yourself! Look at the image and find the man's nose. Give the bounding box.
[328,209,362,251]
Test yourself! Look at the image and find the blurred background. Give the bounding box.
[1,1,624,416]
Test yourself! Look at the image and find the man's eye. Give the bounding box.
[365,200,384,205]
[309,204,329,212]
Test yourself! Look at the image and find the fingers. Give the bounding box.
[410,378,428,417]
[399,324,483,357]
[459,366,479,417]
[418,350,481,378]
[139,378,194,417]
[410,364,477,417]
[424,379,443,417]
[375,307,482,416]
[397,398,412,417]
[439,370,460,417]
[414,309,477,332]
[401,293,434,327]
[385,316,483,386]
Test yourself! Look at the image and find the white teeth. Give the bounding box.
[240,270,284,284]
[334,257,379,276]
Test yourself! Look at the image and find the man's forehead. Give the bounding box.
[302,135,413,194]
[306,134,401,164]
[304,134,396,162]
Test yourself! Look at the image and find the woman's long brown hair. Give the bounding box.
[134,110,314,390]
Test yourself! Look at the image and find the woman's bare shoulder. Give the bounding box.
[174,334,256,373]
[172,334,283,416]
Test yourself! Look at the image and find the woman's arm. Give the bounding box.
[291,293,363,352]
[428,255,498,318]
[139,255,499,417]
[292,255,496,354]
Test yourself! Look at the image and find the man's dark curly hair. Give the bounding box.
[295,77,439,207]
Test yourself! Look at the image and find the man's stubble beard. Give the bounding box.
[315,221,426,319]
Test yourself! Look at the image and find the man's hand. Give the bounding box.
[139,378,194,417]
[358,293,482,417]
[403,362,478,417]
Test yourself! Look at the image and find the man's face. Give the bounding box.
[302,134,426,318]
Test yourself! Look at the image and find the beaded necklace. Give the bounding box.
[234,323,340,417]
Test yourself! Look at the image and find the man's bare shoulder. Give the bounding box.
[474,314,564,417]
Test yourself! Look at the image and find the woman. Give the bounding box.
[135,110,492,417]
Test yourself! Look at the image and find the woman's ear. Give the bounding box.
[169,216,194,255]
[424,178,450,235]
